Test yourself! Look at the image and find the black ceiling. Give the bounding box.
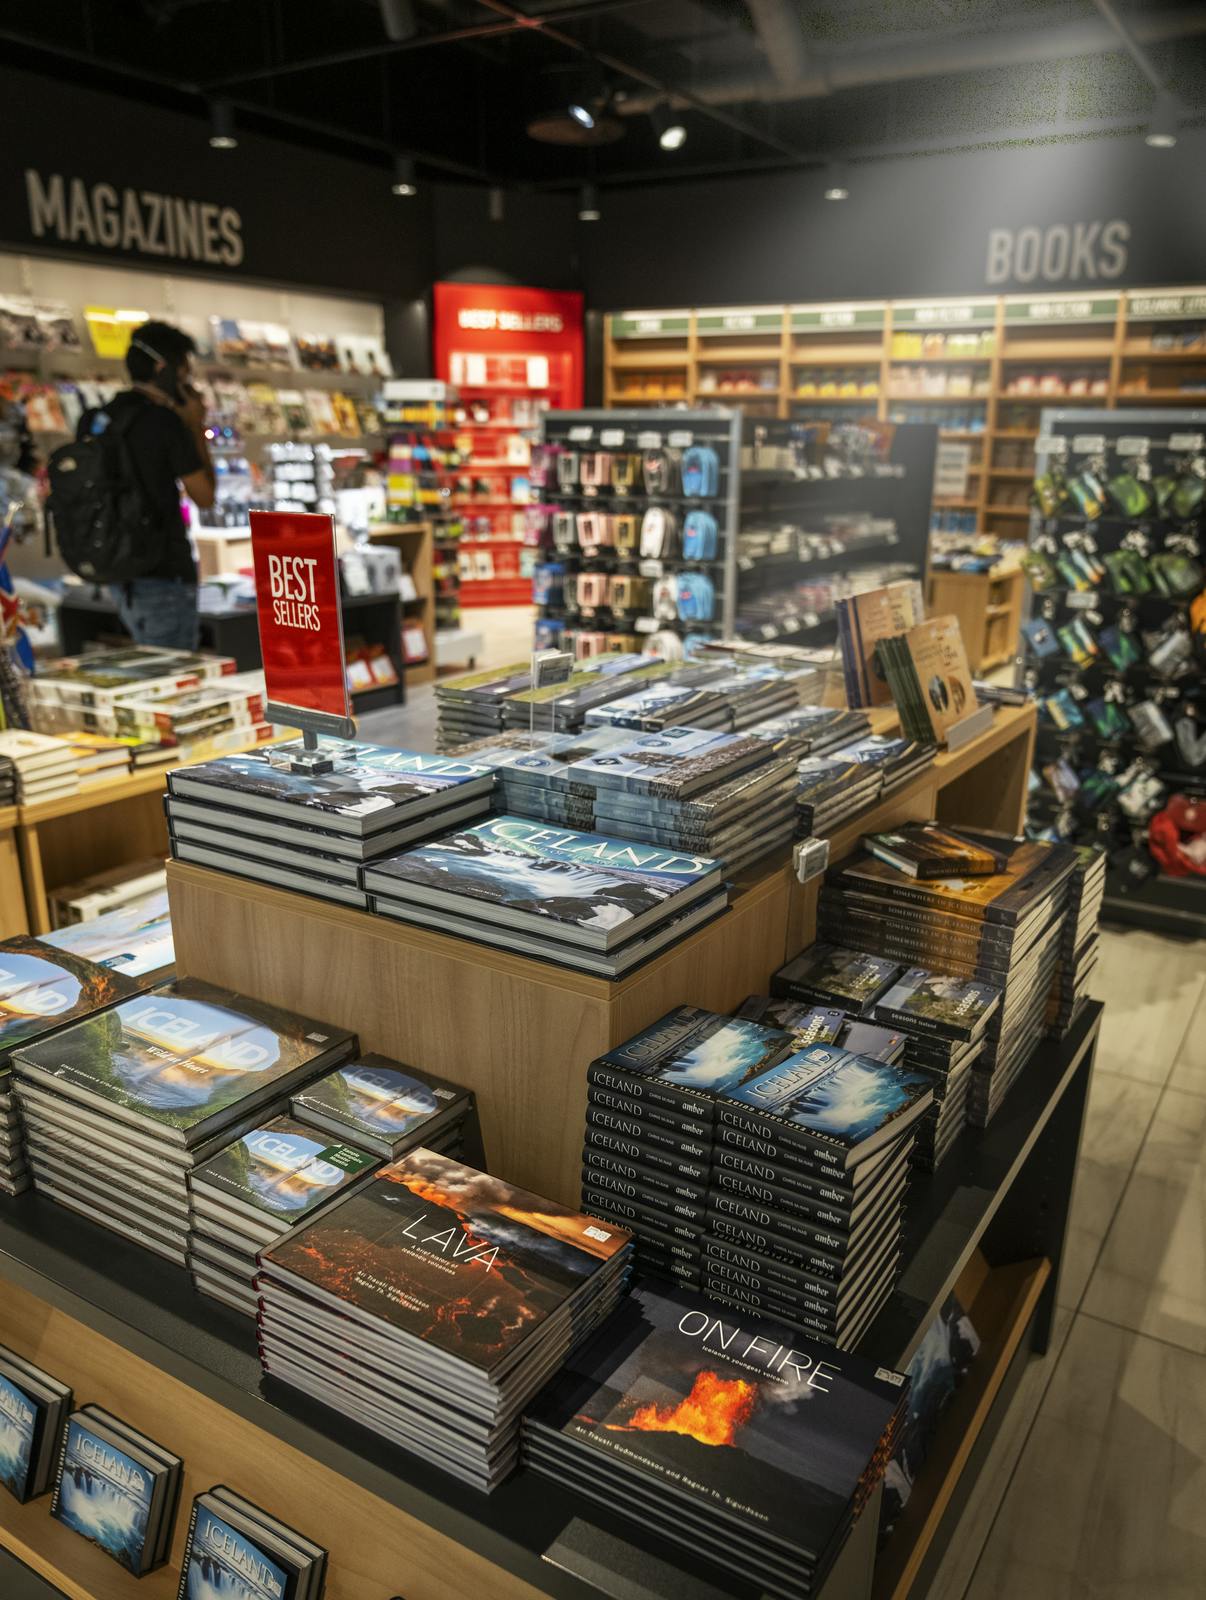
[3,0,1205,192]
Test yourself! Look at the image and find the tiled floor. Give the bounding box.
[932,924,1206,1600]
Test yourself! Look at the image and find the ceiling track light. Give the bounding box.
[824,160,850,201]
[578,183,601,223]
[208,99,238,150]
[1144,91,1179,148]
[650,103,687,152]
[379,0,418,43]
[488,186,505,223]
[391,154,417,196]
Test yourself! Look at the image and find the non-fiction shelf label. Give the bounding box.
[1004,296,1119,323]
[892,299,996,328]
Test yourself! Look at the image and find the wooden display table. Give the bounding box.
[169,704,1037,1210]
[0,805,26,939]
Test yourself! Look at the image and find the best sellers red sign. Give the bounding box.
[250,510,351,727]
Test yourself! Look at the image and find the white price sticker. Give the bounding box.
[1169,434,1205,452]
[599,429,625,448]
[636,431,663,450]
[634,616,659,634]
[1116,437,1149,457]
[567,426,593,443]
[667,430,694,449]
[1071,435,1107,454]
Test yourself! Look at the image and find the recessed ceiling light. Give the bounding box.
[578,183,601,222]
[391,155,417,196]
[1145,92,1179,148]
[208,100,238,150]
[824,161,849,200]
[650,103,687,152]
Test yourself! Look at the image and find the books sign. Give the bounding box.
[250,510,353,737]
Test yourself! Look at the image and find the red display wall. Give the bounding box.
[433,282,584,607]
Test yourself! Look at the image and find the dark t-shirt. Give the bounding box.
[102,390,203,583]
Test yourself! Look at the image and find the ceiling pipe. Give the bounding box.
[746,0,818,92]
[615,5,1206,114]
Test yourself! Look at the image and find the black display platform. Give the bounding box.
[0,1004,1101,1600]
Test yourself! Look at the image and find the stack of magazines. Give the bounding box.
[165,742,496,908]
[256,1150,632,1490]
[12,980,355,1264]
[747,703,872,762]
[820,829,1077,1126]
[188,1116,379,1315]
[0,936,149,1197]
[523,1279,908,1599]
[365,815,728,977]
[1046,844,1106,1040]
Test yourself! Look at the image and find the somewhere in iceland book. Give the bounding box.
[261,1150,630,1370]
[863,824,1007,880]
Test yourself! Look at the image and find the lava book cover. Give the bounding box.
[367,817,720,939]
[261,1151,630,1371]
[874,968,1003,1043]
[294,1055,467,1143]
[0,937,141,1059]
[169,744,494,829]
[51,1416,154,1573]
[193,1117,376,1222]
[179,1501,291,1600]
[772,944,902,1014]
[530,1280,906,1553]
[14,979,352,1140]
[598,1007,793,1100]
[0,1371,38,1501]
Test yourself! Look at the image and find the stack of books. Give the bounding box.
[835,581,923,708]
[48,859,166,928]
[820,830,1076,1126]
[0,754,14,805]
[434,657,651,750]
[256,1150,633,1490]
[63,732,131,786]
[833,733,936,793]
[177,1487,327,1599]
[583,680,730,733]
[365,815,728,977]
[704,667,802,729]
[165,742,496,908]
[524,1279,908,1600]
[748,704,872,762]
[26,646,236,735]
[500,661,687,737]
[795,754,884,839]
[583,1008,787,1284]
[561,727,797,874]
[1047,844,1106,1040]
[291,1053,473,1159]
[187,1116,380,1315]
[0,730,78,804]
[41,888,175,983]
[435,660,536,748]
[12,979,355,1264]
[50,1407,182,1576]
[0,936,148,1197]
[0,1341,72,1503]
[737,994,907,1063]
[109,678,273,767]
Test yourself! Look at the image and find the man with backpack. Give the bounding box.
[48,320,216,650]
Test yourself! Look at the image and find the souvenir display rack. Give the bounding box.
[604,291,1206,540]
[1021,407,1206,937]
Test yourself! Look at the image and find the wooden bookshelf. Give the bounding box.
[367,520,436,685]
[605,290,1206,535]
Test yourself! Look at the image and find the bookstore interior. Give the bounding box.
[0,7,1204,1600]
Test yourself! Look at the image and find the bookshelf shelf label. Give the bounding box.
[611,314,691,339]
[696,309,782,334]
[1004,296,1119,323]
[792,304,885,330]
[893,300,997,328]
[1128,292,1206,320]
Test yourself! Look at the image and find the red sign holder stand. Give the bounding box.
[249,509,356,771]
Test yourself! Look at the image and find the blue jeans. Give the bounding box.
[110,580,199,651]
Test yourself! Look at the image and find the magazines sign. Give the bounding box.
[249,510,354,739]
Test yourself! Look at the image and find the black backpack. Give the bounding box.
[46,400,167,584]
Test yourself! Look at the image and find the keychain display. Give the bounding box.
[1024,415,1206,920]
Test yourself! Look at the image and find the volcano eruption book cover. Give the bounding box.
[260,1150,630,1373]
[529,1280,906,1557]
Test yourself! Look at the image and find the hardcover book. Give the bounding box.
[178,1496,294,1600]
[292,1054,469,1155]
[364,816,722,952]
[593,1007,793,1113]
[191,1116,377,1228]
[168,744,495,836]
[873,967,1003,1043]
[261,1150,630,1372]
[0,938,143,1061]
[565,729,769,799]
[14,979,354,1146]
[863,824,1007,880]
[527,1280,906,1562]
[51,1414,158,1573]
[829,834,1077,927]
[771,944,902,1014]
[883,616,976,744]
[838,582,922,707]
[0,1367,40,1502]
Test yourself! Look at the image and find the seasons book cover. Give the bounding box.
[262,1150,630,1370]
[169,745,494,827]
[293,1055,467,1143]
[831,835,1078,925]
[14,980,352,1140]
[179,1500,290,1600]
[51,1416,153,1573]
[873,968,1003,1043]
[529,1281,906,1554]
[366,818,720,939]
[0,938,142,1059]
[599,1007,792,1098]
[773,944,902,1013]
[193,1116,377,1223]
